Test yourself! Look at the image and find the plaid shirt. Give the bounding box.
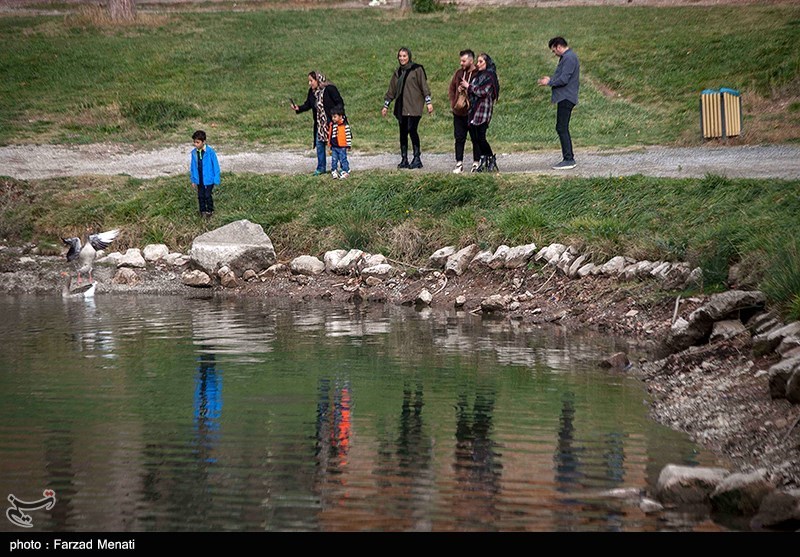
[468,72,496,126]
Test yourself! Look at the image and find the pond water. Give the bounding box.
[0,293,732,532]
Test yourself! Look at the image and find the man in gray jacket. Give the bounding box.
[539,37,580,169]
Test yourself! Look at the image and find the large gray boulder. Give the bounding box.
[190,219,276,275]
[750,489,800,531]
[666,290,767,352]
[655,464,729,505]
[709,469,774,516]
[691,290,766,326]
[786,369,800,404]
[753,321,800,356]
[767,356,800,399]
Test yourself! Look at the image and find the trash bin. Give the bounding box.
[700,88,742,139]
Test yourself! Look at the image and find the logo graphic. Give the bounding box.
[6,490,56,528]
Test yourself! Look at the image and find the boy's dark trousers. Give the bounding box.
[198,184,214,214]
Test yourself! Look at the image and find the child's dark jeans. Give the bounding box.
[198,184,214,214]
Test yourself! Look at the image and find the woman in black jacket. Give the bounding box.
[292,71,345,175]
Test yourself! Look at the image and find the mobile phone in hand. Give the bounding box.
[289,98,295,106]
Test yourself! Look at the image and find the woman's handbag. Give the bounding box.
[453,71,471,113]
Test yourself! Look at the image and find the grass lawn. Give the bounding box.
[1,4,798,149]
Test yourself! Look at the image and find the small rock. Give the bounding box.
[220,271,238,288]
[416,288,432,306]
[181,269,211,287]
[599,352,630,370]
[112,267,139,285]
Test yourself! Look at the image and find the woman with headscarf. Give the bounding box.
[460,52,500,172]
[381,47,434,170]
[292,71,345,176]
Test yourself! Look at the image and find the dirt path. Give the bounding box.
[2,143,799,180]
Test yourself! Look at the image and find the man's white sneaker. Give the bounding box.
[452,162,463,174]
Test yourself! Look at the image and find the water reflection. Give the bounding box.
[453,388,501,530]
[555,391,584,495]
[315,378,352,472]
[191,304,274,362]
[193,351,222,464]
[0,295,732,532]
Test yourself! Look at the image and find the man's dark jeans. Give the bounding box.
[556,100,575,162]
[453,114,478,163]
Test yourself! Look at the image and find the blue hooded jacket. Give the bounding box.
[189,145,221,187]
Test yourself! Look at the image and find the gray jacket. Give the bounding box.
[549,48,580,105]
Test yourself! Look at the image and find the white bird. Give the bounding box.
[62,229,120,285]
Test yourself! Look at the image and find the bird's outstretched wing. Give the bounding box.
[88,229,120,251]
[62,237,82,262]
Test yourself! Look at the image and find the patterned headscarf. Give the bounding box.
[313,71,329,143]
[479,53,500,101]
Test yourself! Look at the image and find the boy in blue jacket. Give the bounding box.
[189,130,221,217]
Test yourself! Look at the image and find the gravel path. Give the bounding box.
[1,143,799,180]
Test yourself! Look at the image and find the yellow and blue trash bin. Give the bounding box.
[700,88,742,139]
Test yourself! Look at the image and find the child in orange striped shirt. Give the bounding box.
[327,107,352,179]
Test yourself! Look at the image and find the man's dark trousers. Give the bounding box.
[556,100,575,162]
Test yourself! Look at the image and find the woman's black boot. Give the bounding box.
[487,154,499,172]
[409,146,423,169]
[475,156,488,173]
[397,149,410,169]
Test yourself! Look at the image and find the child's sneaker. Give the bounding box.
[339,171,350,180]
[331,170,339,179]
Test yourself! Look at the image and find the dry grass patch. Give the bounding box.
[66,5,173,30]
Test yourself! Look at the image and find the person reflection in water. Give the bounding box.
[315,378,352,472]
[554,391,584,493]
[453,390,501,529]
[194,351,222,464]
[396,384,429,468]
[552,390,587,532]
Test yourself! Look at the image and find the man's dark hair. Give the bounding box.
[192,130,206,141]
[548,37,568,49]
[459,49,475,60]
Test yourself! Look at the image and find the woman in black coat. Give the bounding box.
[292,71,345,175]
